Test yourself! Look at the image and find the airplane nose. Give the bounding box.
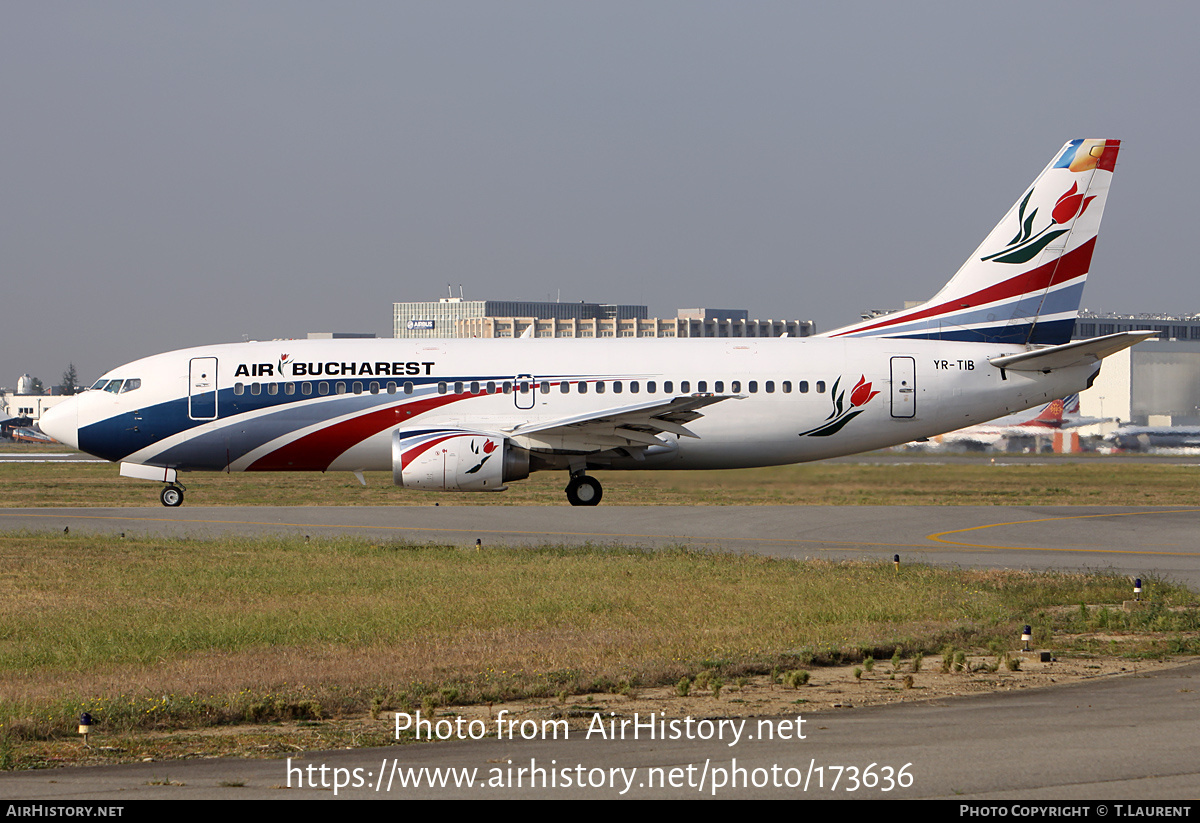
[38,398,79,449]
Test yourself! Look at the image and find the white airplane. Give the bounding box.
[916,394,1107,451]
[40,139,1155,507]
[1108,424,1200,451]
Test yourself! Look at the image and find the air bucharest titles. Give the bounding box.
[40,139,1153,507]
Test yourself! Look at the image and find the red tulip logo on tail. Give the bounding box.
[981,181,1096,265]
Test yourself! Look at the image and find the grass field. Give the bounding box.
[2,530,1198,768]
[3,455,1200,507]
[2,456,1198,769]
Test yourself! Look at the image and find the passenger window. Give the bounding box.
[697,381,707,393]
[502,381,512,394]
[454,381,464,394]
[782,381,792,393]
[816,381,826,393]
[403,382,414,395]
[302,382,313,395]
[799,381,809,393]
[765,380,775,393]
[352,382,363,395]
[268,383,278,395]
[336,382,347,395]
[578,382,587,394]
[234,383,244,396]
[386,382,396,395]
[664,381,673,393]
[731,380,741,392]
[613,381,622,394]
[250,383,261,396]
[681,380,690,392]
[630,381,639,393]
[369,382,379,395]
[749,381,758,393]
[487,381,497,394]
[319,382,330,395]
[596,382,605,394]
[540,381,550,393]
[471,381,481,394]
[438,382,448,394]
[714,381,724,393]
[560,381,570,394]
[647,381,656,393]
[286,383,296,395]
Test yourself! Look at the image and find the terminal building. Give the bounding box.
[1072,311,1200,342]
[393,299,647,339]
[1071,314,1200,428]
[394,298,813,340]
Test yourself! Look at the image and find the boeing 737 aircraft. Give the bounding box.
[40,139,1154,506]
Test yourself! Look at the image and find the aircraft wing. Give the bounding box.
[506,395,736,453]
[988,331,1157,373]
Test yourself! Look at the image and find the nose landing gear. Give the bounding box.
[160,484,185,507]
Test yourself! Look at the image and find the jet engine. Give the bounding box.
[391,428,529,492]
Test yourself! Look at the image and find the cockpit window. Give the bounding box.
[119,378,141,393]
[89,379,109,391]
[104,380,124,394]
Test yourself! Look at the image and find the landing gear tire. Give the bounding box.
[565,475,602,506]
[160,485,184,508]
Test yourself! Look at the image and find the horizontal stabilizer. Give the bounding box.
[987,331,1157,373]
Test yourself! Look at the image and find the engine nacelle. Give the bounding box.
[391,428,528,492]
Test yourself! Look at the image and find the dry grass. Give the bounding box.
[2,530,1194,763]
[3,457,1200,507]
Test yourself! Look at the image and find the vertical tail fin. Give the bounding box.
[824,139,1120,345]
[1028,397,1067,428]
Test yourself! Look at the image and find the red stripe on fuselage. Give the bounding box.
[832,238,1095,337]
[247,392,475,471]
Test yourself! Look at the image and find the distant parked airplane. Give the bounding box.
[1108,424,1200,451]
[919,394,1107,450]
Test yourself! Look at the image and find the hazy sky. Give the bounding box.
[3,2,1195,386]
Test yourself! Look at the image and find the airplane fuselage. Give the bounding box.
[52,336,1098,475]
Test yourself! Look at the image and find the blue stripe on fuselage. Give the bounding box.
[78,374,580,466]
[879,318,1076,344]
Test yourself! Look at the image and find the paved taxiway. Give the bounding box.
[2,503,1198,586]
[2,661,1198,799]
[2,503,1197,799]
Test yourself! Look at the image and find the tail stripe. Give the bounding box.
[832,238,1094,341]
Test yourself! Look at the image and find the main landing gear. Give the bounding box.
[160,484,185,507]
[565,473,602,506]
